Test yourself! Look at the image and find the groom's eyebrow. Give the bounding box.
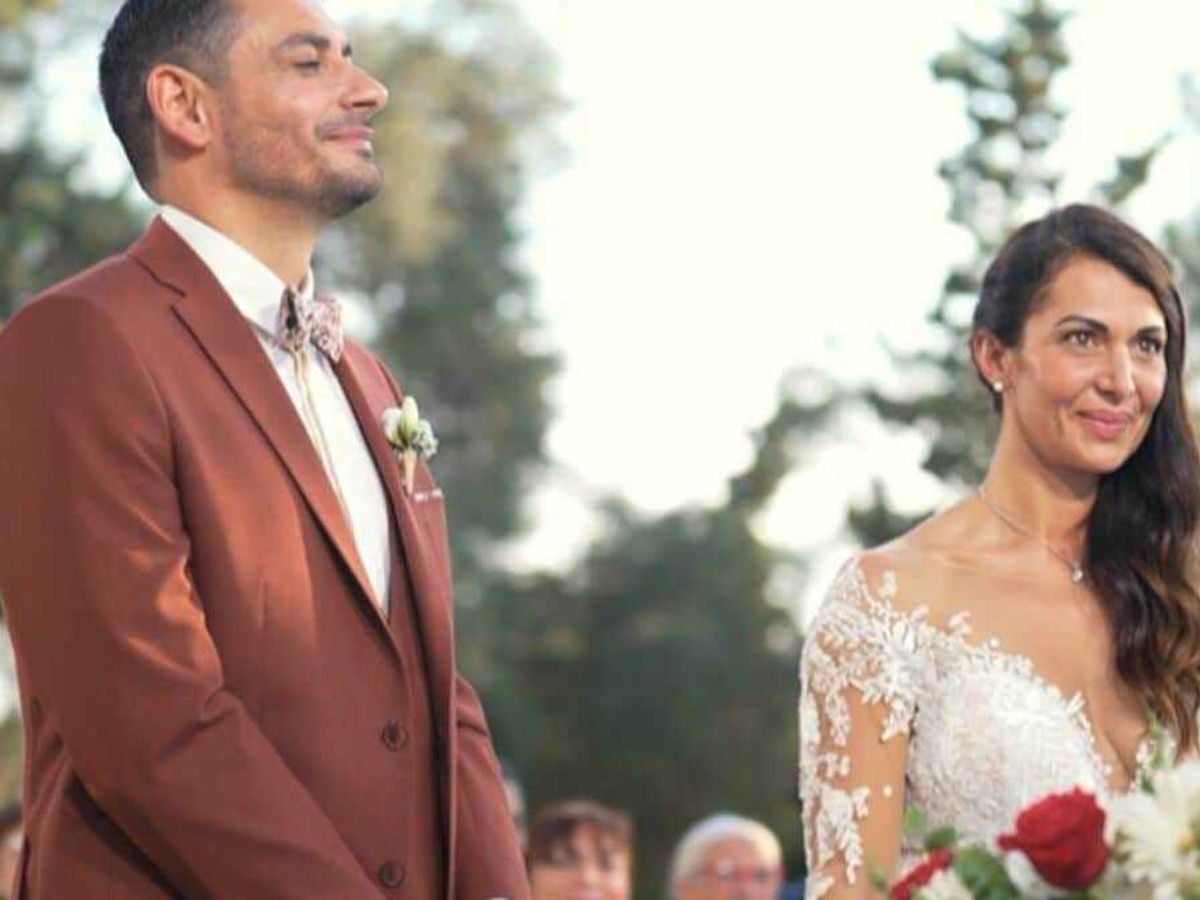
[277,32,354,57]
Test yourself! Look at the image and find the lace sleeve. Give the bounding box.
[799,558,927,899]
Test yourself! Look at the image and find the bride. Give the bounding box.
[799,204,1200,899]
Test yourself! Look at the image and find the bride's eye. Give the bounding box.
[1064,330,1096,348]
[1135,335,1165,356]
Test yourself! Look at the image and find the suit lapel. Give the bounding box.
[334,349,456,720]
[129,219,386,629]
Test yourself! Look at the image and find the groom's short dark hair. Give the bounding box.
[99,0,242,195]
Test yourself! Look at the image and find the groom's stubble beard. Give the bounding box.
[218,95,384,220]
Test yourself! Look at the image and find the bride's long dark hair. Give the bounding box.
[973,204,1200,752]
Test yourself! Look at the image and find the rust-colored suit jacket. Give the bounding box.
[0,219,529,898]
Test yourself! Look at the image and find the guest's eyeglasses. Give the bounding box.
[695,858,778,886]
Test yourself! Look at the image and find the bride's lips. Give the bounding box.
[1077,409,1135,441]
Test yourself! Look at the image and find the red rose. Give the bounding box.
[997,787,1110,890]
[891,849,953,900]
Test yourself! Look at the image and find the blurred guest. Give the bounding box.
[669,814,783,900]
[501,760,529,854]
[0,802,21,899]
[528,800,633,900]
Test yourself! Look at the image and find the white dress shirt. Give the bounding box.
[161,205,392,612]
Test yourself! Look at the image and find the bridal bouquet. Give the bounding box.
[888,735,1200,900]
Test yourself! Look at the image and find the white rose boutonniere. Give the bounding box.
[382,396,439,494]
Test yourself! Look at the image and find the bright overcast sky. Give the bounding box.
[37,1,1200,625]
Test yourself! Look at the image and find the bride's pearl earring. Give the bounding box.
[992,382,1004,394]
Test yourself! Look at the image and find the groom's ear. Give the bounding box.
[146,63,216,157]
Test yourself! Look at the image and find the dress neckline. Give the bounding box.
[953,630,1155,795]
[866,561,1158,796]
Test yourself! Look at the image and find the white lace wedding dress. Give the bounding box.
[799,557,1161,899]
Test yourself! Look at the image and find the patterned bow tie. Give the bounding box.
[276,287,345,363]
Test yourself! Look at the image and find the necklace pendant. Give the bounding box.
[1072,567,1085,584]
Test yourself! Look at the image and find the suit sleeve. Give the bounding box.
[369,354,529,898]
[0,295,383,898]
[450,673,530,899]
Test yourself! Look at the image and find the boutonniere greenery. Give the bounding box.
[382,397,439,494]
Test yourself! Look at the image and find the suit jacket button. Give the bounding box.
[381,719,408,751]
[378,862,405,888]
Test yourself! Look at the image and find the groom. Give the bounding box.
[0,0,527,896]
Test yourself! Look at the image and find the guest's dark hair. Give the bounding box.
[528,800,633,866]
[972,203,1200,752]
[0,801,20,835]
[99,0,242,194]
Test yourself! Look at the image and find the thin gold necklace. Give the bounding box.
[977,485,1086,584]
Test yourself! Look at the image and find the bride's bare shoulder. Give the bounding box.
[852,501,976,622]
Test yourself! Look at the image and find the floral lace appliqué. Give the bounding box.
[800,560,929,896]
[798,558,1158,900]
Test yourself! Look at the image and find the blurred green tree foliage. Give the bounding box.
[0,0,59,28]
[0,2,142,321]
[479,393,835,894]
[1164,78,1200,363]
[331,5,563,590]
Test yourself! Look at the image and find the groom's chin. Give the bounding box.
[316,169,384,218]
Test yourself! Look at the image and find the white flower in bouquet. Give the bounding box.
[1109,793,1185,891]
[918,868,973,900]
[1155,760,1200,824]
[1002,849,1061,900]
[1108,759,1200,899]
